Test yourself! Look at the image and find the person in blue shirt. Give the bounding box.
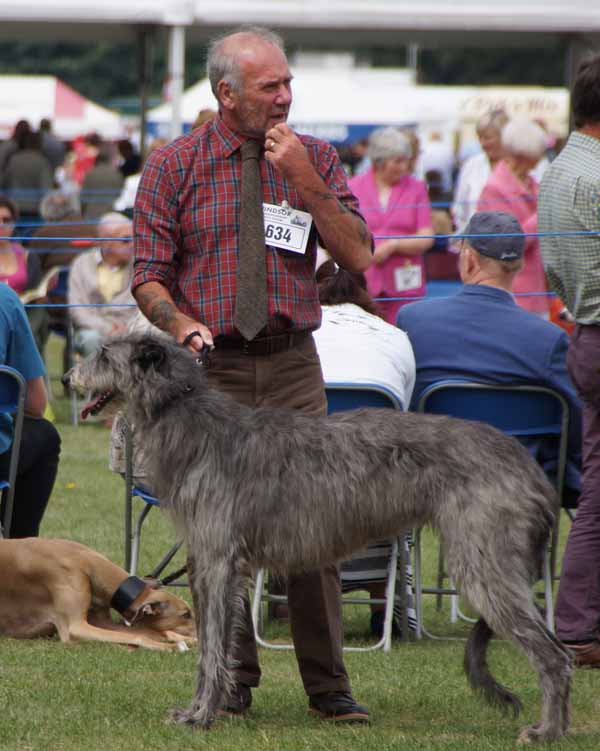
[397,211,581,505]
[0,283,60,536]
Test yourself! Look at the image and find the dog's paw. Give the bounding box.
[516,723,563,745]
[163,629,197,646]
[168,706,214,730]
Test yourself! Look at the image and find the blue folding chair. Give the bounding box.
[251,381,409,653]
[122,421,185,584]
[415,380,570,638]
[0,366,27,538]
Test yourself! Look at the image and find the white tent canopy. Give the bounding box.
[193,0,600,35]
[147,69,569,145]
[0,1,194,41]
[0,75,124,140]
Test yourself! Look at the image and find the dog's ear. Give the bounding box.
[140,601,167,617]
[132,338,169,374]
[141,576,162,590]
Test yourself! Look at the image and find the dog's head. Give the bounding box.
[129,583,196,640]
[62,334,207,421]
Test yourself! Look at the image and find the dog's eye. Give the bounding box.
[183,610,192,619]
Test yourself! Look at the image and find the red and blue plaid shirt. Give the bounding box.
[133,116,364,337]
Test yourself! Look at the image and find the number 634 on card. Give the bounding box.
[262,202,313,255]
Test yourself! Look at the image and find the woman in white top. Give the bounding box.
[313,259,417,638]
[313,261,416,411]
[452,109,509,235]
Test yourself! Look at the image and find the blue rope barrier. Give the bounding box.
[23,290,558,310]
[12,229,600,245]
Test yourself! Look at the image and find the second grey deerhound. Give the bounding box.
[64,334,572,744]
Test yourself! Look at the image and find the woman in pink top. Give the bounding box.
[478,119,550,316]
[350,128,434,324]
[0,195,29,294]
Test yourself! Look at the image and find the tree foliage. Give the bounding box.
[0,40,567,112]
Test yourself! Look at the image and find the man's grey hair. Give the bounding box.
[40,190,80,222]
[368,127,412,164]
[206,26,286,99]
[501,118,547,160]
[466,243,525,276]
[97,211,132,237]
[476,109,509,135]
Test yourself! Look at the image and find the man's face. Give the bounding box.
[100,223,133,267]
[225,42,293,138]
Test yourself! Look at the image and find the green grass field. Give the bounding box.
[0,334,598,751]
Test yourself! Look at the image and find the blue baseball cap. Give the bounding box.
[464,211,525,261]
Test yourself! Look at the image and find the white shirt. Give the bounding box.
[452,152,490,234]
[114,173,141,212]
[314,303,416,411]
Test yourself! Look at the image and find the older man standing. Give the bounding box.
[68,212,136,356]
[132,27,372,722]
[538,53,600,666]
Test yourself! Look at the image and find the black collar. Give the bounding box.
[110,575,148,618]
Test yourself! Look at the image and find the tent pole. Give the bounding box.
[168,25,186,141]
[138,25,155,157]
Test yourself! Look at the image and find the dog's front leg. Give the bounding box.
[169,552,242,729]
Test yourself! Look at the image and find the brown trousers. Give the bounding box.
[205,334,351,696]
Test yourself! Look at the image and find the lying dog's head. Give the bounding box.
[62,335,207,422]
[127,582,196,641]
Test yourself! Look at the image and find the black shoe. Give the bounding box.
[308,691,370,724]
[370,610,401,640]
[217,683,252,717]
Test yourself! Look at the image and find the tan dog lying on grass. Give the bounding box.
[0,538,196,651]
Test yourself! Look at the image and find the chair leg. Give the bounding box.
[147,541,184,580]
[251,569,293,650]
[397,537,409,644]
[252,539,402,653]
[413,528,423,640]
[381,538,399,653]
[436,548,446,612]
[129,503,153,576]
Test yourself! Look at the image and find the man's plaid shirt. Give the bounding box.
[133,116,365,337]
[538,132,600,324]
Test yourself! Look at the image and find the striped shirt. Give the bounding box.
[133,116,363,337]
[538,132,600,324]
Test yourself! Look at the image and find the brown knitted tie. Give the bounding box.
[234,139,268,341]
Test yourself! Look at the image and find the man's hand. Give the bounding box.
[173,317,214,354]
[264,124,312,182]
[262,127,372,274]
[133,281,213,353]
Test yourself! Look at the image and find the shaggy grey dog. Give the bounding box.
[64,334,572,744]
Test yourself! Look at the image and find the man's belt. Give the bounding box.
[214,330,311,356]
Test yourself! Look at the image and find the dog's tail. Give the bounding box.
[464,618,523,717]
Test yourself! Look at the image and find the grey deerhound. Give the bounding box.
[64,334,572,743]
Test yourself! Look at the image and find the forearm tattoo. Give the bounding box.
[136,288,178,332]
[307,188,370,248]
[151,301,178,331]
[308,188,351,215]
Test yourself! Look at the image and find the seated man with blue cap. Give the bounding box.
[397,210,581,505]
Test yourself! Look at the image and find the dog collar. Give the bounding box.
[110,576,148,617]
